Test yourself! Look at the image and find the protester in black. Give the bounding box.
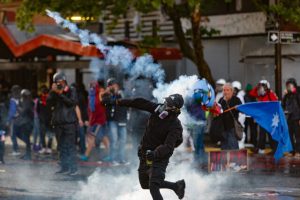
[47,72,78,175]
[283,78,300,157]
[118,94,186,200]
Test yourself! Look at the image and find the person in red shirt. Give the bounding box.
[80,80,107,161]
[249,80,278,154]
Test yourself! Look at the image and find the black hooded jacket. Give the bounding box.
[118,98,183,160]
[283,87,300,120]
[47,86,78,126]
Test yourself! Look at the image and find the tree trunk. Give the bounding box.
[163,3,215,86]
[191,3,215,85]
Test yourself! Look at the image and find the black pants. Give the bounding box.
[258,126,278,152]
[244,117,257,147]
[287,119,300,153]
[55,124,77,171]
[15,124,32,156]
[138,157,177,200]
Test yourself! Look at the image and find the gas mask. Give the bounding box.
[155,102,169,119]
[257,86,266,96]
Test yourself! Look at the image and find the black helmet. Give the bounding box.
[165,94,184,109]
[53,72,66,83]
[107,78,117,87]
[286,78,297,87]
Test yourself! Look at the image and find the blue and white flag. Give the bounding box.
[236,101,292,161]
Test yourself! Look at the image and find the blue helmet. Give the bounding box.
[192,79,215,108]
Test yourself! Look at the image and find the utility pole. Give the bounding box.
[274,0,282,99]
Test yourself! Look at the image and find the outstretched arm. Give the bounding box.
[118,98,158,114]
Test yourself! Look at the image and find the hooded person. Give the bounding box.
[282,78,300,157]
[117,94,186,200]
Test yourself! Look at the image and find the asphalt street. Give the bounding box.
[1,147,300,200]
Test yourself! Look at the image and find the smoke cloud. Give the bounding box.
[74,163,229,200]
[46,10,165,83]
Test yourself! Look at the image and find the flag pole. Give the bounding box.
[223,106,237,113]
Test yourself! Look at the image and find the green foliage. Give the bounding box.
[255,0,300,26]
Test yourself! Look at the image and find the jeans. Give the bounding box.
[221,128,239,150]
[40,123,54,149]
[33,116,40,145]
[188,123,206,162]
[108,121,127,162]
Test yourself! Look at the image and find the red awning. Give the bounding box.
[0,25,182,60]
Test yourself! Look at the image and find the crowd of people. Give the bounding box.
[186,77,300,165]
[0,74,300,171]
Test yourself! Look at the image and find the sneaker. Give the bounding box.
[55,168,69,174]
[45,148,52,154]
[80,155,89,161]
[175,179,185,199]
[258,149,265,154]
[68,170,78,176]
[39,148,46,154]
[97,160,103,164]
[12,151,21,156]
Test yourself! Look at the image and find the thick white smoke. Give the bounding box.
[46,10,165,83]
[153,75,199,126]
[74,163,229,200]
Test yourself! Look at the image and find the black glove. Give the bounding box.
[146,150,155,161]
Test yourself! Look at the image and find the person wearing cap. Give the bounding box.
[47,72,79,176]
[117,94,186,200]
[283,78,300,158]
[101,78,128,165]
[249,80,278,154]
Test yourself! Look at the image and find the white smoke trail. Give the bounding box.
[46,10,165,83]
